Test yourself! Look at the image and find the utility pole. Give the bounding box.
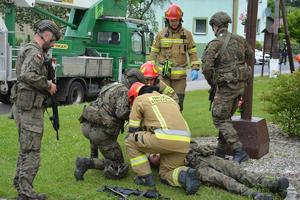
[231,0,269,159]
[281,0,295,73]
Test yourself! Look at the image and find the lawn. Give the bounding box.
[0,77,273,200]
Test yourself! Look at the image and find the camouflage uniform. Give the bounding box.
[186,142,289,198]
[12,41,51,199]
[201,12,254,156]
[75,69,146,181]
[80,82,130,167]
[149,26,200,111]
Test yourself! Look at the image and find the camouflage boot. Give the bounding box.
[232,147,249,164]
[268,177,289,198]
[134,174,155,187]
[251,192,273,200]
[178,168,201,195]
[74,157,95,181]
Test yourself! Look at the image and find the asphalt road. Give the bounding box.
[0,63,297,115]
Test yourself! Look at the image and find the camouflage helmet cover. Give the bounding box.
[34,19,61,40]
[209,11,232,27]
[103,160,129,179]
[122,68,146,88]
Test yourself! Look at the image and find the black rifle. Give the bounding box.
[208,86,216,111]
[98,185,169,200]
[45,58,60,140]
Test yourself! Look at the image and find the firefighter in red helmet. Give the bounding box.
[148,4,201,111]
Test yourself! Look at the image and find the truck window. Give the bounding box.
[131,32,142,54]
[97,32,120,45]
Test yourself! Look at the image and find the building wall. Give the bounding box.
[152,0,268,56]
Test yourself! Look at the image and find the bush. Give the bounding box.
[256,41,263,50]
[262,72,300,136]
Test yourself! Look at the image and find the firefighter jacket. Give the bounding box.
[157,79,179,103]
[149,26,200,79]
[128,91,191,153]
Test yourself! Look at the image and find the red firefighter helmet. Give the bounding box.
[140,61,159,79]
[128,82,145,105]
[165,4,183,20]
[294,54,300,62]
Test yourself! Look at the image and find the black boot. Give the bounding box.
[270,177,289,198]
[252,192,273,200]
[74,157,94,181]
[90,143,98,159]
[178,168,201,195]
[134,174,155,187]
[232,147,249,164]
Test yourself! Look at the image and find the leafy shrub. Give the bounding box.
[262,72,300,136]
[256,41,263,50]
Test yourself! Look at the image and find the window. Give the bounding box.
[193,18,207,35]
[131,32,143,54]
[96,32,120,44]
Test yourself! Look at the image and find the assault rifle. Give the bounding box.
[45,57,60,140]
[208,85,216,111]
[98,185,169,200]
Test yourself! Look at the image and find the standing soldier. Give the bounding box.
[201,12,254,163]
[74,69,146,181]
[125,82,200,195]
[12,20,60,200]
[148,4,201,111]
[140,61,178,103]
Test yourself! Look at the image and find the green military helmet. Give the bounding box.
[209,11,232,28]
[122,68,146,89]
[34,19,61,41]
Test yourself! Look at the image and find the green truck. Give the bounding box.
[0,0,152,104]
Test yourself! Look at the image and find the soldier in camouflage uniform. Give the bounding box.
[74,68,146,181]
[201,11,254,163]
[11,20,61,200]
[185,141,289,200]
[149,141,289,200]
[149,4,201,111]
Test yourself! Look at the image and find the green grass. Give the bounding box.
[0,77,274,200]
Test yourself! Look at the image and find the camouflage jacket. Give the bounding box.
[201,30,254,86]
[81,82,130,127]
[14,41,50,110]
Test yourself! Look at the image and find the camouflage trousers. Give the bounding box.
[212,82,245,150]
[81,122,124,166]
[194,155,276,196]
[13,107,44,198]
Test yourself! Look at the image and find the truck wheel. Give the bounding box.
[0,92,11,104]
[67,81,84,104]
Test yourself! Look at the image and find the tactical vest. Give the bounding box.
[214,33,251,85]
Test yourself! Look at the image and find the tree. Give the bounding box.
[0,2,68,31]
[286,9,300,44]
[128,0,170,32]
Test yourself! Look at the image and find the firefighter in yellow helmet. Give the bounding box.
[140,61,179,103]
[125,82,200,195]
[148,4,201,111]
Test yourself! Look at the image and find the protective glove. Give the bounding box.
[191,69,199,81]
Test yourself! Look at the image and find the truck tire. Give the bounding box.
[67,81,84,104]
